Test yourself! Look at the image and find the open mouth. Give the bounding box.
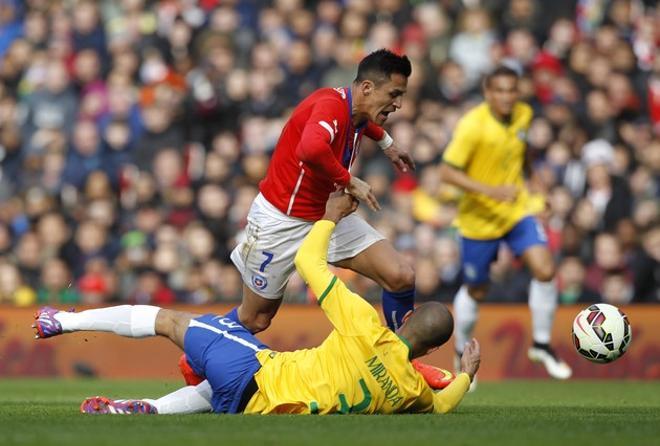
[379,111,391,121]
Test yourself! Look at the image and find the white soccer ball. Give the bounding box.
[572,303,631,364]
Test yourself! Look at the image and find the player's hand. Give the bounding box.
[323,191,359,223]
[485,185,518,202]
[383,142,415,173]
[347,176,381,212]
[460,338,481,382]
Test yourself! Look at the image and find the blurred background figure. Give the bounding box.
[37,257,79,305]
[0,261,35,306]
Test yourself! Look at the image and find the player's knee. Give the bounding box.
[253,316,272,334]
[240,312,273,334]
[250,317,272,334]
[467,285,488,302]
[155,309,177,340]
[384,262,415,292]
[532,263,556,282]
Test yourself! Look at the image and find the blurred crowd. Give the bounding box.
[0,0,658,307]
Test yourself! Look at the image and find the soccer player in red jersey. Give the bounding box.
[230,49,417,336]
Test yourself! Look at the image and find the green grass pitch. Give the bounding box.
[1,379,659,446]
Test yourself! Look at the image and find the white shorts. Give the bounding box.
[230,193,385,300]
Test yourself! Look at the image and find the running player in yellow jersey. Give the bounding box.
[440,66,571,384]
[34,192,480,415]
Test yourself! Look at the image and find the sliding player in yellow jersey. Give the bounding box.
[439,65,571,386]
[34,192,480,415]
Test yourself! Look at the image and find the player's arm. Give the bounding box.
[440,117,517,202]
[439,163,517,200]
[432,339,480,414]
[364,121,386,141]
[296,100,381,211]
[294,193,381,334]
[432,373,471,413]
[296,98,352,188]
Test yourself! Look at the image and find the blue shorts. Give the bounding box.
[183,314,269,413]
[460,216,548,285]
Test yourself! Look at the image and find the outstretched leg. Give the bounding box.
[154,309,199,349]
[34,305,200,350]
[81,380,213,415]
[147,380,213,414]
[35,306,211,415]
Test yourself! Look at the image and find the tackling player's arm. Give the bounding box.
[294,193,382,334]
[432,339,480,413]
[440,116,517,203]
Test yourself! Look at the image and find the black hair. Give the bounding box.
[406,302,454,352]
[354,49,412,85]
[484,65,520,88]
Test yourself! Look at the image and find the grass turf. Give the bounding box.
[1,379,658,446]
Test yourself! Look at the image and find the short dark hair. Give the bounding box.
[406,302,454,351]
[484,65,520,88]
[354,49,412,85]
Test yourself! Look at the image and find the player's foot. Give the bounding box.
[528,344,572,380]
[32,306,69,339]
[454,352,477,392]
[412,360,456,390]
[80,396,157,415]
[178,353,205,386]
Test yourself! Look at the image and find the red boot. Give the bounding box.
[412,360,456,390]
[178,353,205,386]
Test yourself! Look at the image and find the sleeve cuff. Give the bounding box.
[377,132,394,150]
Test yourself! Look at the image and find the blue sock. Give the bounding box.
[224,307,240,323]
[382,288,415,331]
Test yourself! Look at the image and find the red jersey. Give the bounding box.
[259,87,385,220]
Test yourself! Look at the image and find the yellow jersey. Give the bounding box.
[244,221,471,415]
[443,102,534,239]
